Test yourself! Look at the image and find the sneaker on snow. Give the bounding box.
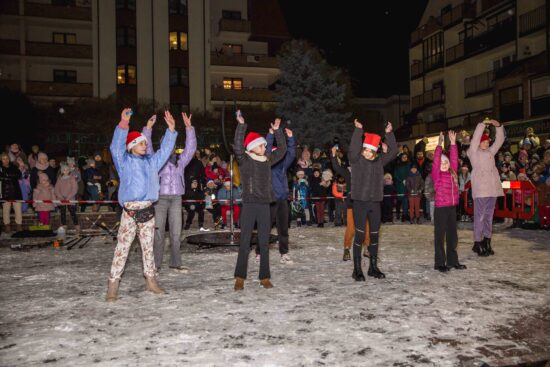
[280,254,294,264]
[170,265,190,273]
[199,227,210,232]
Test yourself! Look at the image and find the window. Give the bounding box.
[53,32,76,44]
[116,27,136,47]
[169,32,188,50]
[223,78,242,90]
[53,70,76,83]
[169,0,187,15]
[487,8,514,31]
[117,65,137,85]
[116,0,135,10]
[222,44,243,55]
[422,33,443,71]
[222,10,241,20]
[169,68,189,87]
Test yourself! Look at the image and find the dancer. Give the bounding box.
[467,119,504,256]
[233,110,287,290]
[432,131,467,272]
[348,119,397,281]
[106,108,177,302]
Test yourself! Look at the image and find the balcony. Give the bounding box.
[24,2,92,21]
[520,5,546,37]
[211,87,275,103]
[481,0,512,13]
[465,70,495,97]
[411,87,445,111]
[446,43,465,65]
[26,81,92,97]
[410,16,442,47]
[26,42,92,59]
[211,52,278,69]
[441,3,476,28]
[0,39,20,55]
[410,61,423,80]
[218,19,251,34]
[426,119,448,134]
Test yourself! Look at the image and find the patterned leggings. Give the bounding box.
[109,201,156,280]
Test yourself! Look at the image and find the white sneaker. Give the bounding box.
[280,254,294,264]
[199,227,210,232]
[170,266,190,273]
[255,254,260,263]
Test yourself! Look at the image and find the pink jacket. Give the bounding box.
[467,122,505,199]
[54,176,78,204]
[33,183,56,211]
[432,145,459,208]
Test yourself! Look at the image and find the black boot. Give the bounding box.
[368,255,385,279]
[484,237,494,255]
[452,263,467,270]
[472,241,481,254]
[343,249,351,261]
[478,238,490,257]
[352,257,365,281]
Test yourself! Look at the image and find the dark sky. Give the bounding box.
[278,1,428,98]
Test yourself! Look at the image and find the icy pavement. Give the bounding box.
[0,223,549,366]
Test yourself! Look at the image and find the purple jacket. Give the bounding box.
[432,144,459,208]
[143,126,197,196]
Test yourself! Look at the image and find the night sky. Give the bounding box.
[278,0,429,98]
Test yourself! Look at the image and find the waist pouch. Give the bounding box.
[124,205,155,223]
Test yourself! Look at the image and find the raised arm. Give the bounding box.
[489,121,504,155]
[269,118,287,165]
[467,122,486,156]
[380,122,398,166]
[142,115,157,155]
[330,147,350,182]
[177,113,197,171]
[449,130,459,171]
[152,111,178,171]
[233,110,247,163]
[348,119,364,164]
[110,108,132,174]
[266,131,274,153]
[431,132,444,184]
[282,129,296,170]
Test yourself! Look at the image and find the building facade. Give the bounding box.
[0,0,289,112]
[403,0,549,143]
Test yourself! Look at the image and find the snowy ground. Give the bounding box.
[0,222,549,367]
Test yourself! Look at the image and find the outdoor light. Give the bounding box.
[59,107,65,114]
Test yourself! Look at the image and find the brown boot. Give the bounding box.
[106,279,120,302]
[4,224,12,234]
[15,224,23,232]
[234,277,244,291]
[260,278,273,289]
[145,276,165,294]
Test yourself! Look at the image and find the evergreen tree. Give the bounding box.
[275,40,351,147]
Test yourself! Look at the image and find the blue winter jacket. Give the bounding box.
[110,125,177,206]
[266,133,296,201]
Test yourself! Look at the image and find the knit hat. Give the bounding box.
[223,177,231,186]
[384,173,392,181]
[410,162,419,170]
[38,152,48,161]
[322,169,333,182]
[363,133,381,151]
[66,156,75,165]
[504,151,512,157]
[480,134,491,143]
[244,132,267,152]
[126,131,147,151]
[441,154,450,164]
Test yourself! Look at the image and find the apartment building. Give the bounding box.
[403,0,549,143]
[0,0,289,112]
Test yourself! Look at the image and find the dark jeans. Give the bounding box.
[434,205,459,267]
[256,200,289,255]
[352,200,381,258]
[185,208,204,227]
[59,205,78,226]
[234,203,271,280]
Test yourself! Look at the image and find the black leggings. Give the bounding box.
[434,206,459,267]
[59,205,78,226]
[352,200,381,258]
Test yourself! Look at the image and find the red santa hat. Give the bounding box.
[363,133,381,151]
[223,177,231,185]
[480,134,491,143]
[244,132,267,152]
[126,131,147,151]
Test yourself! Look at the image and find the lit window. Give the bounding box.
[127,65,136,84]
[223,78,243,90]
[117,65,137,85]
[169,32,188,50]
[53,32,76,44]
[223,79,232,89]
[117,65,126,85]
[233,79,242,90]
[179,32,188,50]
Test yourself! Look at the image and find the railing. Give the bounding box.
[411,87,445,111]
[26,81,93,97]
[0,39,20,55]
[410,17,442,46]
[446,43,465,65]
[24,1,92,21]
[410,61,423,79]
[26,42,92,59]
[519,5,546,36]
[211,52,278,69]
[481,0,511,12]
[218,19,251,33]
[465,70,495,97]
[441,3,476,28]
[423,53,444,73]
[211,87,275,102]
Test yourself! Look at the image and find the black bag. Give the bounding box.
[124,205,155,223]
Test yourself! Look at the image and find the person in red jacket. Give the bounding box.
[431,131,467,272]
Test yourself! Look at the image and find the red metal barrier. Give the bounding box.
[463,181,538,220]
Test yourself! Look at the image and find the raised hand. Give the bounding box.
[182,112,192,128]
[271,118,281,131]
[269,128,274,135]
[385,121,393,134]
[146,115,156,129]
[448,130,457,144]
[438,132,444,146]
[121,108,132,123]
[490,119,501,127]
[285,128,293,138]
[164,110,176,132]
[236,110,245,124]
[354,119,363,129]
[331,146,337,157]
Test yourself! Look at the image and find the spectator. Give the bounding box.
[1,152,23,233]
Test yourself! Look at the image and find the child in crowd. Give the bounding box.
[406,162,424,224]
[33,172,56,225]
[54,163,79,231]
[217,177,241,229]
[382,173,396,223]
[183,178,207,231]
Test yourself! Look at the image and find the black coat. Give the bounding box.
[0,164,22,200]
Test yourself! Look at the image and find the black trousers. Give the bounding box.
[235,203,271,279]
[59,205,78,226]
[255,199,289,255]
[185,208,204,226]
[434,206,459,267]
[352,200,381,258]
